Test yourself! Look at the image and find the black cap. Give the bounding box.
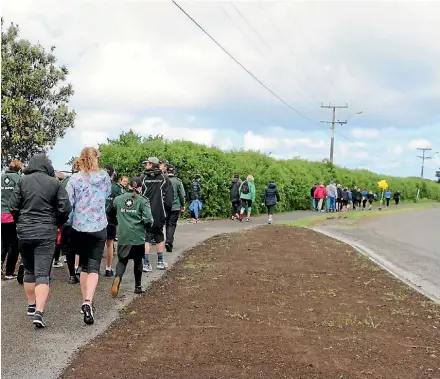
[160,159,169,165]
[129,177,142,188]
[104,164,115,177]
[167,164,176,173]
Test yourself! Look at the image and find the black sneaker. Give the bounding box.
[134,286,145,295]
[33,311,46,328]
[105,269,114,277]
[81,302,95,325]
[27,303,36,316]
[17,264,25,285]
[165,243,172,252]
[68,275,79,284]
[111,277,121,298]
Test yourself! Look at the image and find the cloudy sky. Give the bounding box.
[4,0,440,178]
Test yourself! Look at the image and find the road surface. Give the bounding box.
[1,211,313,379]
[315,207,440,302]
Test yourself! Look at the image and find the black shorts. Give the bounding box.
[240,199,253,209]
[106,224,117,240]
[267,204,275,215]
[145,224,165,244]
[117,244,144,260]
[368,199,373,204]
[342,200,349,206]
[61,225,72,254]
[70,228,106,272]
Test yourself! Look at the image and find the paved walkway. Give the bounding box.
[1,210,313,379]
[315,207,440,303]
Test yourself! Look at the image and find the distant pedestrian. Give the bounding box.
[110,177,153,297]
[310,183,317,211]
[1,160,23,280]
[189,174,202,223]
[238,175,256,222]
[353,187,362,210]
[384,189,392,207]
[361,188,368,210]
[336,184,343,212]
[367,191,375,210]
[229,173,242,220]
[67,147,111,325]
[262,180,280,224]
[326,180,337,213]
[314,182,327,212]
[393,191,400,206]
[165,165,186,253]
[9,154,71,328]
[341,187,349,212]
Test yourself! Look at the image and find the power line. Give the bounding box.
[172,0,320,123]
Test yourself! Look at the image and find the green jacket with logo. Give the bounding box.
[168,174,186,211]
[113,191,153,245]
[106,180,124,225]
[1,169,21,214]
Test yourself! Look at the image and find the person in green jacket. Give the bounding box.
[165,165,185,252]
[111,177,153,297]
[104,164,124,277]
[1,160,23,279]
[238,174,256,222]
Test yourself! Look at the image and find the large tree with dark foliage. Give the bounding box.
[1,19,76,166]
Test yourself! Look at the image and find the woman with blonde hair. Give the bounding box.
[238,174,256,222]
[66,147,111,325]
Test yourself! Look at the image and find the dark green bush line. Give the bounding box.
[99,131,440,218]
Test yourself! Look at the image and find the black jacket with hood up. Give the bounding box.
[229,177,242,201]
[140,168,173,227]
[8,154,72,240]
[262,181,280,206]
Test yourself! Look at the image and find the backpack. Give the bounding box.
[241,180,250,195]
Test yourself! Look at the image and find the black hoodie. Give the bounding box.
[229,177,242,201]
[262,181,280,206]
[8,154,72,239]
[140,168,173,227]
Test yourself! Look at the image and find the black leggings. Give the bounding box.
[231,200,241,216]
[115,245,144,287]
[61,225,76,277]
[1,222,20,276]
[385,198,390,206]
[71,228,106,274]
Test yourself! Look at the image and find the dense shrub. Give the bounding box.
[99,131,440,217]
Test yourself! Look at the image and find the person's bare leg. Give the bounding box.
[105,239,113,269]
[85,273,99,302]
[35,284,49,312]
[75,255,80,271]
[24,282,36,305]
[80,272,88,301]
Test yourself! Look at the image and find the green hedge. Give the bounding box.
[99,131,440,217]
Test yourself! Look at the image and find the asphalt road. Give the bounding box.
[1,210,313,379]
[315,207,440,302]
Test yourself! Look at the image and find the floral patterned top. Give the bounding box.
[66,170,111,233]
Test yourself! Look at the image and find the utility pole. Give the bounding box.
[417,147,432,179]
[320,103,348,164]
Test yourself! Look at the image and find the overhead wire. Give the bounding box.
[171,0,397,164]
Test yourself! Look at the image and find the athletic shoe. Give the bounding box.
[143,264,153,273]
[33,311,46,328]
[134,286,145,295]
[231,216,235,220]
[157,261,167,270]
[105,269,114,277]
[268,220,272,225]
[68,275,79,284]
[4,274,17,280]
[27,303,36,316]
[53,261,63,268]
[17,264,25,285]
[165,243,172,253]
[111,277,121,298]
[64,257,68,263]
[81,302,94,325]
[246,218,251,222]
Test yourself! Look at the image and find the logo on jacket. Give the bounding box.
[124,198,134,208]
[4,177,10,185]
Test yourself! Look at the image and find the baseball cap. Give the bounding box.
[142,157,159,165]
[160,159,169,165]
[104,164,115,176]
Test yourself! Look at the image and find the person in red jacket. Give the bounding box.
[313,182,327,212]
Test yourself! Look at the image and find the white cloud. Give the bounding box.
[407,139,432,150]
[80,131,109,147]
[285,138,326,149]
[389,145,403,155]
[350,128,380,139]
[243,131,280,151]
[131,117,216,146]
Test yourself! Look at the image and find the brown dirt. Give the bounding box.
[61,226,440,379]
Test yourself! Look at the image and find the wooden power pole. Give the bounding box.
[320,103,348,164]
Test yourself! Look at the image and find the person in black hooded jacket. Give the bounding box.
[229,173,242,220]
[9,154,71,328]
[262,180,280,224]
[140,157,173,272]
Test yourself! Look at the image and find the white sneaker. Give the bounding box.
[143,264,153,273]
[157,261,168,270]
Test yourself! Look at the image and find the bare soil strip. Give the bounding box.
[61,226,440,379]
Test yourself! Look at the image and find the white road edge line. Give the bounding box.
[312,227,440,304]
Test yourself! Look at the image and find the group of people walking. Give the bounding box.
[310,181,401,212]
[1,148,188,328]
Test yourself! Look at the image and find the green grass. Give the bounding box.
[282,202,440,228]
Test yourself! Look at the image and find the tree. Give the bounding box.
[65,156,78,166]
[1,20,76,167]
